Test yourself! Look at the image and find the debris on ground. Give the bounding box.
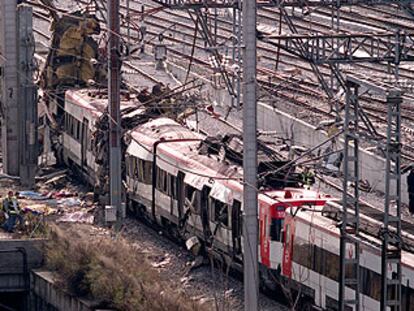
[150,254,172,269]
[57,211,94,224]
[56,197,81,208]
[19,191,48,201]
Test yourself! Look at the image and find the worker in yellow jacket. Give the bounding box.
[2,191,23,233]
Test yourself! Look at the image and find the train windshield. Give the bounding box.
[270,205,285,242]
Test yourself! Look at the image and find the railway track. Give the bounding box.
[120,1,414,114]
[31,3,414,162]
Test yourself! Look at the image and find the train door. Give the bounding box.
[282,216,295,278]
[176,171,185,222]
[201,186,212,244]
[231,199,242,255]
[81,118,89,170]
[208,197,231,251]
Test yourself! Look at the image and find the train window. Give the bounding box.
[76,120,81,141]
[66,114,71,134]
[86,127,91,151]
[232,200,242,238]
[69,115,73,136]
[130,157,135,177]
[168,174,177,199]
[156,167,168,194]
[70,116,75,137]
[313,245,324,276]
[369,270,381,301]
[64,113,68,132]
[71,118,75,137]
[136,159,152,184]
[137,159,144,182]
[185,185,200,214]
[143,160,152,184]
[125,156,130,176]
[292,238,312,269]
[270,218,283,241]
[211,198,229,227]
[324,250,339,281]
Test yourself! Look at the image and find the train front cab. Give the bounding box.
[259,194,329,309]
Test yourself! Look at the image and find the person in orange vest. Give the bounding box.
[2,191,23,233]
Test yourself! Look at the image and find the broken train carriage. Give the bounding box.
[59,89,414,310]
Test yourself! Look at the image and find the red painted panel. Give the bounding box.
[260,203,271,267]
[282,216,295,278]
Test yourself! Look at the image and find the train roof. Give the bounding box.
[65,88,141,117]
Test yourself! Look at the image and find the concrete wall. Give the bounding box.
[0,239,44,292]
[31,270,105,311]
[257,102,410,205]
[166,61,235,108]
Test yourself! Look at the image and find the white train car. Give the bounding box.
[62,89,141,184]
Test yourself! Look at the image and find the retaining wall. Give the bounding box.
[0,239,44,292]
[30,270,110,311]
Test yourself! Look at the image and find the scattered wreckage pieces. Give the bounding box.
[57,211,94,224]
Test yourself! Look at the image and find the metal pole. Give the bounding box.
[242,0,258,309]
[381,90,402,311]
[339,80,360,311]
[108,0,123,226]
[17,4,37,188]
[0,0,19,176]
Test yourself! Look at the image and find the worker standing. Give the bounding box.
[2,191,23,233]
[302,167,315,190]
[407,169,414,215]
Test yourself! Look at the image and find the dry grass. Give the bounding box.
[45,225,204,311]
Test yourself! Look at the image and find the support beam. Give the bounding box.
[108,0,123,226]
[17,4,37,188]
[242,0,258,309]
[381,91,402,311]
[0,0,19,176]
[339,80,360,311]
[260,32,414,64]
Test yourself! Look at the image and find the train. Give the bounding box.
[55,87,414,311]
